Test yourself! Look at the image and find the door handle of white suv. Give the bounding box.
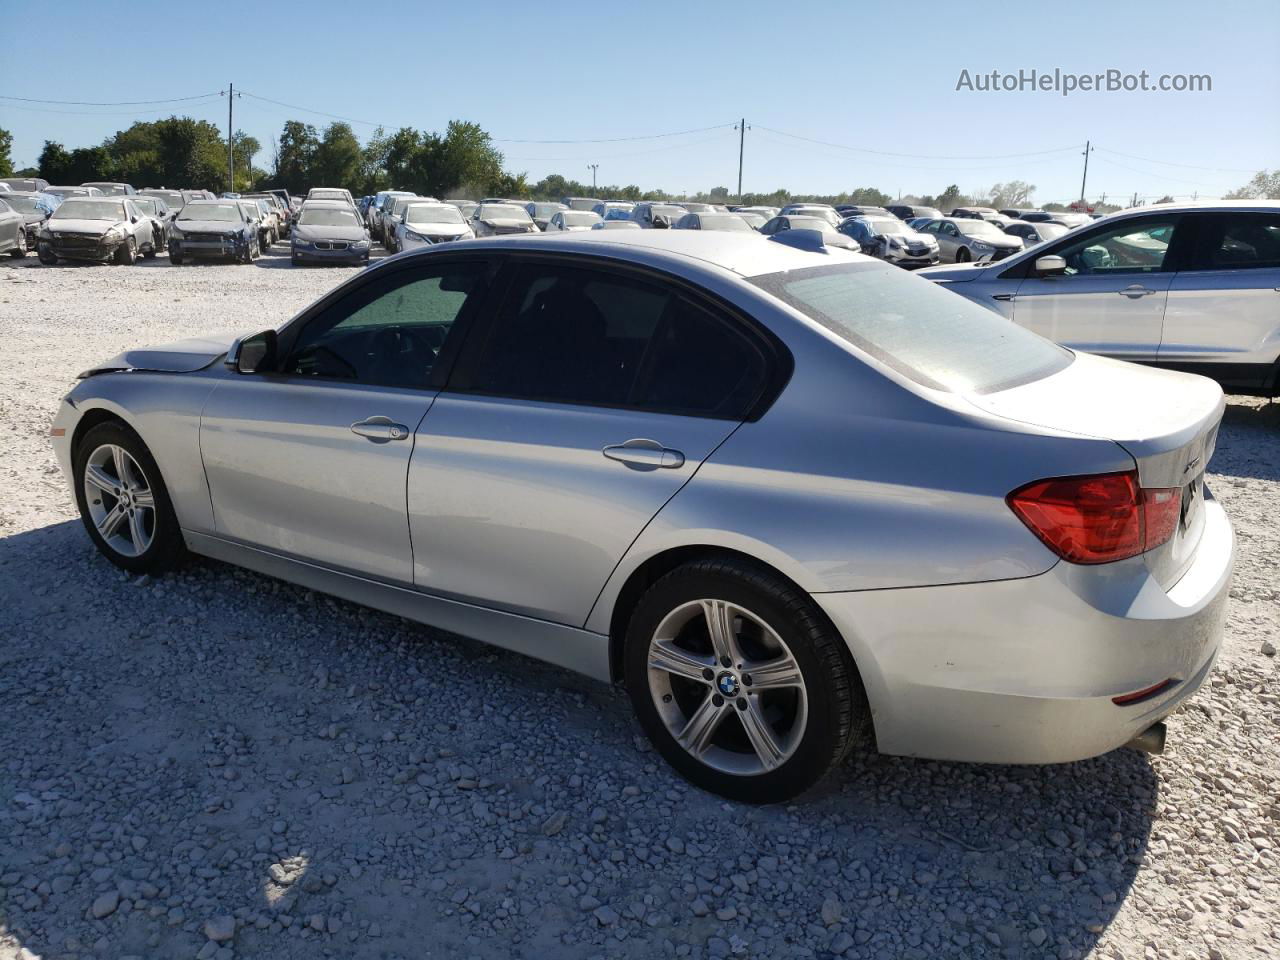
[603,438,685,470]
[1118,284,1158,298]
[351,417,410,442]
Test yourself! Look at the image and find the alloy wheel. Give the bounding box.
[647,599,808,776]
[82,443,156,557]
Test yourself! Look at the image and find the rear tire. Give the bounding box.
[169,251,183,265]
[10,231,27,258]
[142,243,157,259]
[956,247,971,263]
[624,558,868,803]
[73,421,187,575]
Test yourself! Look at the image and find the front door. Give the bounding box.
[408,257,776,626]
[1012,214,1184,359]
[200,259,490,583]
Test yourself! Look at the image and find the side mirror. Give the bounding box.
[130,215,138,224]
[224,329,278,374]
[1035,254,1067,276]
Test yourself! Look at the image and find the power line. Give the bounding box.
[494,123,735,144]
[237,91,389,128]
[0,92,222,106]
[752,124,1084,161]
[1093,147,1257,174]
[0,98,223,118]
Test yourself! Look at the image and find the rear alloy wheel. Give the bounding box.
[116,236,137,265]
[625,559,867,803]
[956,247,971,263]
[10,231,28,258]
[73,422,186,574]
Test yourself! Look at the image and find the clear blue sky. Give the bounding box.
[3,0,1277,203]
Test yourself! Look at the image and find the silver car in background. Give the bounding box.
[470,202,538,237]
[545,210,603,232]
[395,201,474,250]
[837,215,940,267]
[672,212,756,233]
[36,197,157,264]
[49,231,1233,802]
[917,216,1024,263]
[920,201,1280,396]
[525,201,568,231]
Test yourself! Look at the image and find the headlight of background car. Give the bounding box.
[971,241,993,252]
[404,230,427,242]
[353,239,370,248]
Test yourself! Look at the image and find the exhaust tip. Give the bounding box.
[1125,721,1167,755]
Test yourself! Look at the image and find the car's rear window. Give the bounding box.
[750,262,1072,394]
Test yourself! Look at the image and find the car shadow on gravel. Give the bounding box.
[0,520,1155,960]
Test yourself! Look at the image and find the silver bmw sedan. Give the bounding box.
[50,231,1233,802]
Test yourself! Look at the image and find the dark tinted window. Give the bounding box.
[284,262,485,388]
[1189,213,1280,270]
[467,263,768,417]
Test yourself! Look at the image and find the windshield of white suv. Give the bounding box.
[179,204,241,222]
[51,200,125,221]
[750,261,1072,394]
[406,205,464,225]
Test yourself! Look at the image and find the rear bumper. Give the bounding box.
[814,498,1233,764]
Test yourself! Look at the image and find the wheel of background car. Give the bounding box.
[169,251,183,265]
[116,237,137,265]
[9,231,26,258]
[956,247,971,262]
[73,421,186,575]
[624,557,868,803]
[37,243,56,265]
[142,239,157,259]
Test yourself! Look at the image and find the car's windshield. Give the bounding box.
[649,205,685,220]
[866,217,911,235]
[478,204,531,221]
[310,190,347,201]
[961,219,1006,238]
[179,204,241,222]
[751,261,1072,394]
[405,205,463,225]
[564,198,601,211]
[699,214,753,232]
[85,184,127,196]
[562,211,600,226]
[142,192,183,206]
[51,200,125,221]
[529,203,563,217]
[3,196,42,214]
[1034,223,1069,240]
[298,207,360,226]
[603,207,634,221]
[131,199,159,214]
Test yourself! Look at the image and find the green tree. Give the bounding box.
[38,141,73,182]
[0,128,12,178]
[311,122,363,190]
[416,120,505,198]
[273,121,320,194]
[1225,168,1280,200]
[936,184,966,212]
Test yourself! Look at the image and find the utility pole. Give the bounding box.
[1078,140,1093,207]
[587,164,598,191]
[734,118,749,200]
[226,83,234,194]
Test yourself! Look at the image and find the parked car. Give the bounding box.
[0,177,50,193]
[394,202,474,251]
[778,204,843,229]
[561,196,603,212]
[919,201,1280,396]
[835,204,891,219]
[672,212,755,233]
[45,186,104,201]
[949,206,1000,220]
[1,191,61,250]
[369,190,416,239]
[592,201,635,220]
[759,215,856,249]
[306,187,357,207]
[470,202,538,237]
[733,211,768,231]
[999,208,1041,220]
[449,200,478,222]
[0,198,28,258]
[885,204,942,222]
[525,201,569,231]
[384,195,436,252]
[546,210,604,232]
[167,199,259,264]
[1002,220,1070,247]
[238,200,272,252]
[36,197,157,264]
[592,221,642,230]
[51,230,1233,802]
[244,193,287,239]
[81,182,137,196]
[837,216,939,267]
[290,200,372,266]
[916,217,1024,263]
[127,196,172,251]
[1022,211,1092,228]
[632,202,689,229]
[138,189,187,217]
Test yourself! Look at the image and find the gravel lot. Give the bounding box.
[1,248,1278,960]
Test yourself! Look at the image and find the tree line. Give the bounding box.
[3,120,1276,205]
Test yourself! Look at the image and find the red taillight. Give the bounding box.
[1007,471,1180,565]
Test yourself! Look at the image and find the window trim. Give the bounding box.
[252,255,500,392]
[443,251,794,422]
[998,212,1190,280]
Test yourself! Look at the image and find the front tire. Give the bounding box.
[116,237,137,265]
[10,231,28,258]
[169,250,184,265]
[73,421,187,574]
[955,246,971,263]
[38,242,57,265]
[624,558,867,803]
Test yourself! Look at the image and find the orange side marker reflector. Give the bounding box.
[49,427,66,437]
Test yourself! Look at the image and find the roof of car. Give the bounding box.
[1111,199,1280,215]
[300,199,355,208]
[400,228,865,278]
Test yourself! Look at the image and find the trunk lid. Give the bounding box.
[967,352,1224,589]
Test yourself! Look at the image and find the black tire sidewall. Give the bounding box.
[624,563,856,803]
[73,421,185,574]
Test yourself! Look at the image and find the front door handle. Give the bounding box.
[1118,284,1158,298]
[350,416,410,442]
[602,438,685,470]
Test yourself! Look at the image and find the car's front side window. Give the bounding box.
[1049,216,1181,276]
[281,262,487,389]
[461,262,769,418]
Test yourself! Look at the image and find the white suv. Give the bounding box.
[919,201,1280,396]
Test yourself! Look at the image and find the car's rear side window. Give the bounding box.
[463,262,770,418]
[751,261,1072,394]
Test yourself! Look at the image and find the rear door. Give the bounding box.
[408,256,779,626]
[1011,213,1185,359]
[200,258,491,583]
[1161,211,1280,391]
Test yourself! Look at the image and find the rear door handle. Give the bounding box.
[603,438,685,470]
[351,416,410,442]
[1119,284,1158,298]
